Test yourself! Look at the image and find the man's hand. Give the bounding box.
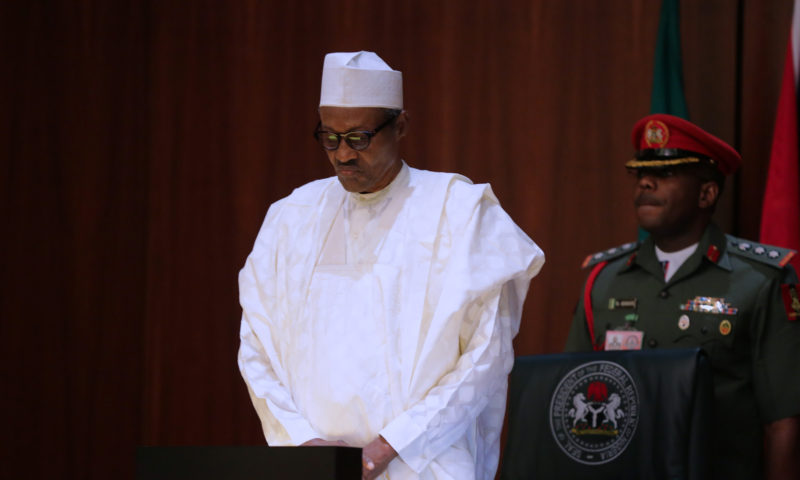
[361,435,397,480]
[764,416,800,480]
[300,438,350,447]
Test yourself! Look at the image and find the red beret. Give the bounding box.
[627,114,741,175]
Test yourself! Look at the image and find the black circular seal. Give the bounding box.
[549,360,639,465]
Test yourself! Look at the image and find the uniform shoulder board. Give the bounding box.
[726,235,797,269]
[581,241,640,269]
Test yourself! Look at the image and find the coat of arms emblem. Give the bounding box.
[549,360,639,465]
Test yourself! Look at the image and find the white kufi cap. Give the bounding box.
[319,51,403,109]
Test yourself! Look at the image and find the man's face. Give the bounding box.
[318,106,405,193]
[632,167,705,237]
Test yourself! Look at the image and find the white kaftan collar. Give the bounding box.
[349,161,409,205]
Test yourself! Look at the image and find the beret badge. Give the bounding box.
[644,120,669,148]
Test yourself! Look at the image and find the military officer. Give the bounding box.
[564,114,800,480]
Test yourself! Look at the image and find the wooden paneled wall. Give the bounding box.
[2,1,792,477]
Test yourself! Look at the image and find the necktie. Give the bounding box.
[660,260,669,280]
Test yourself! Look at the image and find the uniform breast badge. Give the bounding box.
[608,298,638,310]
[605,312,643,351]
[679,296,738,315]
[719,319,732,335]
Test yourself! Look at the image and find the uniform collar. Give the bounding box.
[618,223,732,281]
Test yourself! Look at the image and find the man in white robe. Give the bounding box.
[238,51,545,480]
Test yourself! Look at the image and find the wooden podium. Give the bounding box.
[137,446,362,479]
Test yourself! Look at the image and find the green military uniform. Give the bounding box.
[565,223,800,479]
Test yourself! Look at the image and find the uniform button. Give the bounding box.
[701,326,708,334]
[648,339,658,348]
[659,290,670,298]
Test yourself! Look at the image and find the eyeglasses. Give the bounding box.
[313,113,398,151]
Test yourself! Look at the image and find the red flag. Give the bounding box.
[760,0,800,274]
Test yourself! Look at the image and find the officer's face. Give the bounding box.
[318,106,407,193]
[632,167,705,237]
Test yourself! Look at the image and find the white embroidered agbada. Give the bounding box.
[238,162,544,479]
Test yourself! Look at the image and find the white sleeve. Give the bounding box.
[237,205,318,446]
[380,280,529,474]
[380,185,545,474]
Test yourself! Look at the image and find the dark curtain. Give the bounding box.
[2,0,792,478]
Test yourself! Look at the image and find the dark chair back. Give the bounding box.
[500,348,713,480]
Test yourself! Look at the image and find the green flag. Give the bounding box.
[640,0,689,241]
[650,0,689,118]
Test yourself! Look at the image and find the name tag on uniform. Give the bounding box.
[604,330,644,350]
